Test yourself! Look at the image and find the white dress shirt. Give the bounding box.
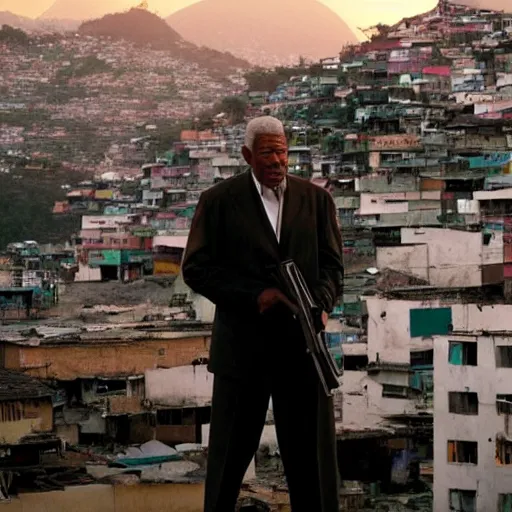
[251,172,286,243]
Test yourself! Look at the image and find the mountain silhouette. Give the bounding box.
[78,8,250,70]
[0,0,52,18]
[0,11,36,29]
[0,11,81,31]
[37,0,199,20]
[40,0,129,20]
[79,8,182,45]
[167,0,357,63]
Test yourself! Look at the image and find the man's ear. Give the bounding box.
[242,145,252,166]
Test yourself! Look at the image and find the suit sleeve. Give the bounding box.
[313,191,344,313]
[181,192,268,310]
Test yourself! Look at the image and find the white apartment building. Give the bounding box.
[376,227,503,289]
[434,305,512,512]
[337,295,437,433]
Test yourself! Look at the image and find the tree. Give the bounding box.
[0,25,29,46]
[215,96,248,124]
[309,63,323,77]
[151,123,185,153]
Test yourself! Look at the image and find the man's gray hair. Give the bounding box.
[244,116,285,151]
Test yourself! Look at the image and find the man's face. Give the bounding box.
[243,133,288,189]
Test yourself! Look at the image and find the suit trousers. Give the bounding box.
[203,348,340,512]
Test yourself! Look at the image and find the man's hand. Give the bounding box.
[257,288,298,315]
[313,310,329,332]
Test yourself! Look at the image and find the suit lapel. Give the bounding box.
[229,171,281,261]
[279,176,305,258]
[228,171,305,262]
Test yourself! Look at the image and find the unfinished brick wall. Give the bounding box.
[5,336,210,380]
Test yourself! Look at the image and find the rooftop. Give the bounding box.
[377,284,505,303]
[0,369,54,402]
[336,421,432,440]
[449,330,512,337]
[0,322,212,347]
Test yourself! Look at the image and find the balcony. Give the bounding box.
[451,135,510,151]
[81,239,144,251]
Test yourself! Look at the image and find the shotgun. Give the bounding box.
[277,260,342,396]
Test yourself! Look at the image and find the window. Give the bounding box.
[0,402,23,423]
[157,409,181,425]
[496,346,512,368]
[449,342,477,366]
[182,408,195,425]
[382,384,408,399]
[343,355,368,371]
[498,494,512,512]
[448,392,479,415]
[96,380,127,395]
[447,441,478,464]
[496,436,512,466]
[449,489,476,512]
[410,349,433,367]
[170,293,187,307]
[325,332,342,348]
[409,308,452,337]
[156,408,195,426]
[497,394,512,415]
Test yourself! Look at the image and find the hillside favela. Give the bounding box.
[2,0,512,510]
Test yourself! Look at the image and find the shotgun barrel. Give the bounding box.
[277,260,342,396]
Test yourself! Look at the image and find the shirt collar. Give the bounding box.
[251,170,287,197]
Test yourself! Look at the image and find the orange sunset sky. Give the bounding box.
[0,0,509,40]
[0,0,438,37]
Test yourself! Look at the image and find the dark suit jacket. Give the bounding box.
[181,170,344,377]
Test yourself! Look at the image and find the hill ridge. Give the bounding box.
[166,0,358,65]
[78,8,250,71]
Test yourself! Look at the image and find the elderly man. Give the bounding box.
[182,116,344,512]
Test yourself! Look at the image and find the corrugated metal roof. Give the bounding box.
[0,369,54,401]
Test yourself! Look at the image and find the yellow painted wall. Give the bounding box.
[5,485,116,512]
[3,483,204,512]
[0,399,53,444]
[154,260,181,275]
[94,190,114,200]
[115,483,204,512]
[0,418,42,444]
[24,400,53,432]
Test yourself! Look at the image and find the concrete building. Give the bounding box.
[336,293,440,431]
[376,227,504,288]
[342,289,512,433]
[0,324,211,446]
[335,288,512,498]
[434,323,512,511]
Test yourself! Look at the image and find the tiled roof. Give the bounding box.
[0,369,54,402]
